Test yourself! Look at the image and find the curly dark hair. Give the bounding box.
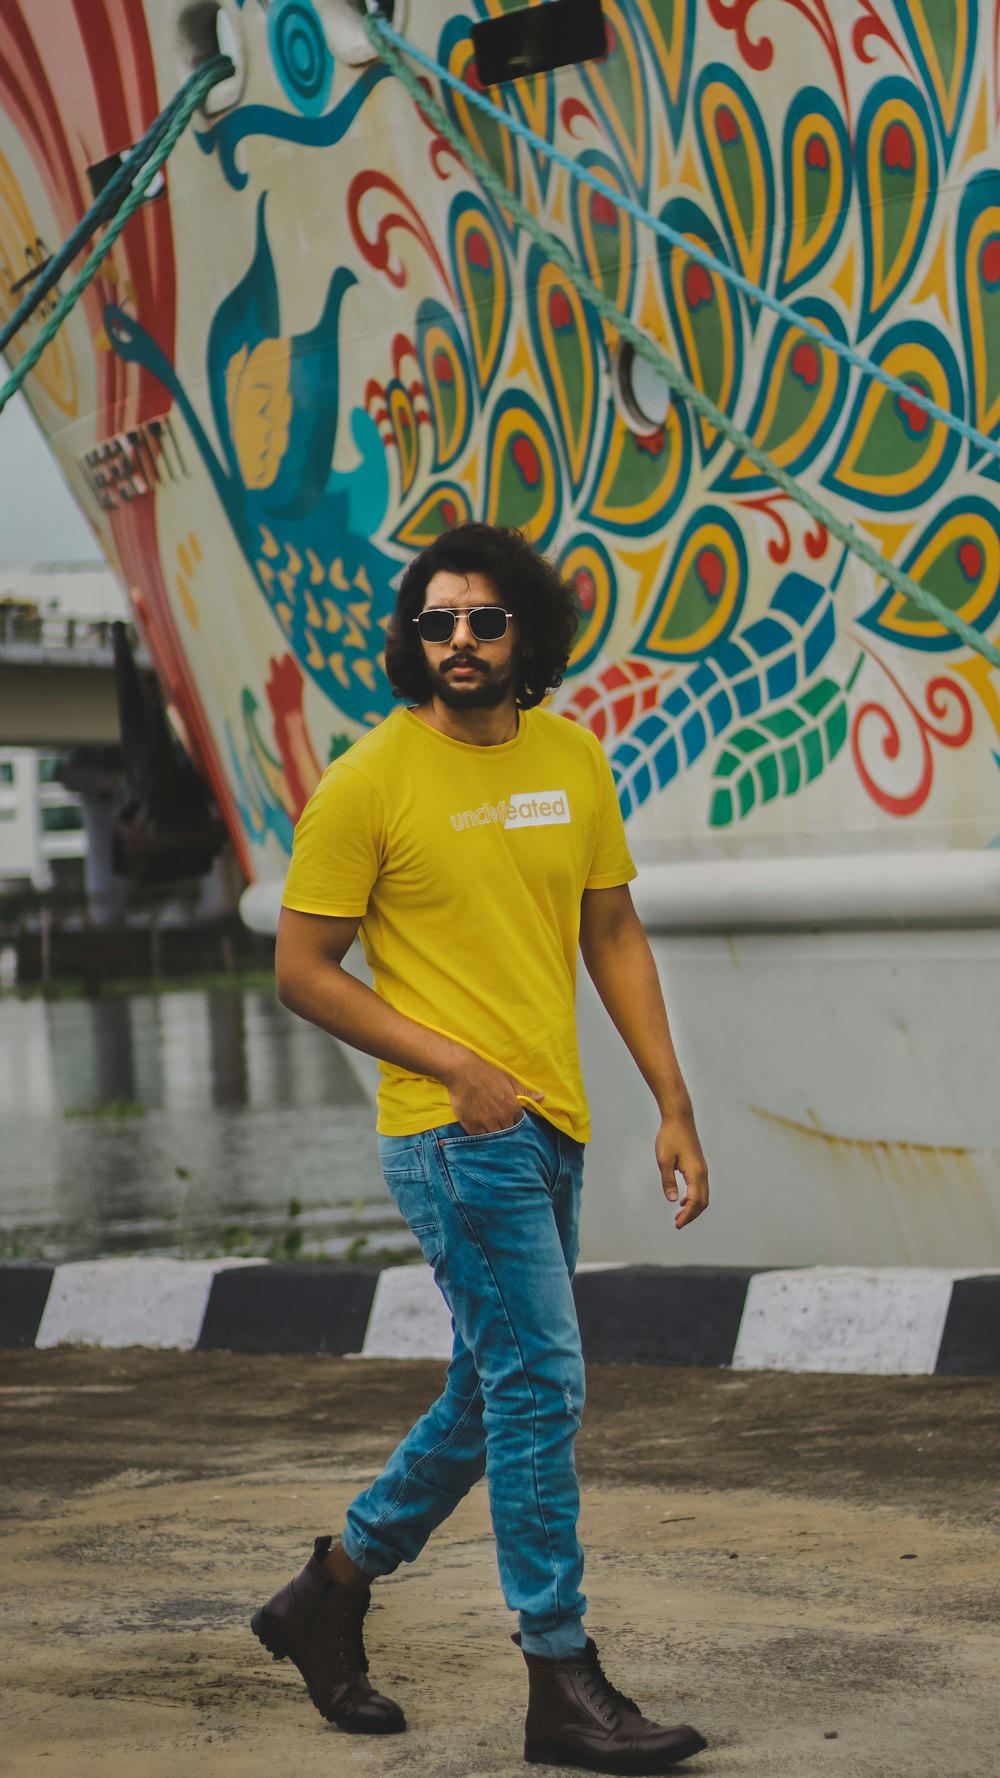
[383,522,580,710]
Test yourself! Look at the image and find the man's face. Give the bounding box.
[417,569,519,711]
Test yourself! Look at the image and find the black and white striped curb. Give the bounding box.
[2,1259,1000,1374]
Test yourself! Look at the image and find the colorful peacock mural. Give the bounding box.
[1,0,999,879]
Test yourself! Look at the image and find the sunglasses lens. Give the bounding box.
[469,607,507,640]
[418,610,455,642]
[417,607,508,642]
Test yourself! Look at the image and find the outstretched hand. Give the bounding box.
[656,1108,709,1230]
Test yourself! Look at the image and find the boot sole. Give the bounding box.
[524,1731,708,1773]
[250,1607,406,1734]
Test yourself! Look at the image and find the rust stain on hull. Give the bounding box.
[747,1105,986,1161]
[746,1104,1000,1263]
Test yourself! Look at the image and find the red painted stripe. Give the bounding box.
[0,6,86,228]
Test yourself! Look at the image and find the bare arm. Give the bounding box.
[579,884,709,1228]
[275,907,542,1133]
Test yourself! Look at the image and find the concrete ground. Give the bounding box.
[1,1351,997,1778]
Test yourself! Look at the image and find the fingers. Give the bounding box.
[660,1153,708,1226]
[661,1164,679,1202]
[659,1148,680,1202]
[672,1169,709,1229]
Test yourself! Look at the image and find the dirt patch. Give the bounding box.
[1,1351,998,1778]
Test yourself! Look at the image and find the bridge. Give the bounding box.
[0,607,147,746]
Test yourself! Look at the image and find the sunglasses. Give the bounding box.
[412,605,514,643]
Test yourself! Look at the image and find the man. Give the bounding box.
[252,522,710,1773]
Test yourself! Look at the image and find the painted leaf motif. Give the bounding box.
[858,495,1000,652]
[892,0,977,165]
[584,399,691,536]
[416,299,473,471]
[608,574,834,820]
[776,88,852,299]
[559,534,619,678]
[448,194,511,401]
[569,149,637,324]
[385,378,420,497]
[565,657,672,751]
[822,320,963,512]
[439,18,520,245]
[579,0,651,204]
[708,675,851,826]
[390,483,471,550]
[483,390,560,549]
[856,78,938,337]
[712,298,849,494]
[694,64,774,331]
[635,506,747,659]
[526,244,602,497]
[955,171,1000,470]
[634,0,694,148]
[657,198,744,465]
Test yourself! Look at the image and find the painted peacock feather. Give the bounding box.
[116,0,1000,850]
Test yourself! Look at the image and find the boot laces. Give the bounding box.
[347,1607,370,1674]
[333,1591,370,1674]
[577,1648,638,1721]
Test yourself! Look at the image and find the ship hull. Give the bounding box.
[2,1,999,1262]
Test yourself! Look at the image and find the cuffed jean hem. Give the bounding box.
[339,1525,393,1580]
[519,1617,588,1659]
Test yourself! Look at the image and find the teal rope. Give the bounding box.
[367,12,1000,472]
[363,13,1000,673]
[0,65,223,359]
[0,57,234,418]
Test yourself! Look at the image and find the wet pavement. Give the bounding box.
[1,1350,997,1778]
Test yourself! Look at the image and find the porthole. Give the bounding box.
[315,1,398,69]
[177,2,247,115]
[613,339,673,436]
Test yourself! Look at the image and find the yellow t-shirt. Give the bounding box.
[281,704,637,1142]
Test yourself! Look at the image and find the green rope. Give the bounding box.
[364,14,1000,675]
[0,57,233,419]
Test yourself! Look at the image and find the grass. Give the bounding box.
[211,1199,415,1267]
[0,1192,419,1269]
[0,1236,41,1261]
[64,1097,146,1121]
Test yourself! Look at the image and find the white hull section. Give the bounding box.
[5,2,1000,1267]
[579,924,1000,1267]
[241,867,1000,1269]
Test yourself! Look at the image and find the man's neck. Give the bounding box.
[412,698,520,747]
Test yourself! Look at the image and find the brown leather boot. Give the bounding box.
[513,1633,706,1773]
[251,1535,405,1733]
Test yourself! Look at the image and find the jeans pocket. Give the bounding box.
[437,1111,529,1146]
[380,1145,442,1263]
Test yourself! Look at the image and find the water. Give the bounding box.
[0,987,418,1264]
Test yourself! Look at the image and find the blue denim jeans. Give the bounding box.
[340,1107,588,1658]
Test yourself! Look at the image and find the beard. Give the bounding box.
[427,655,517,711]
